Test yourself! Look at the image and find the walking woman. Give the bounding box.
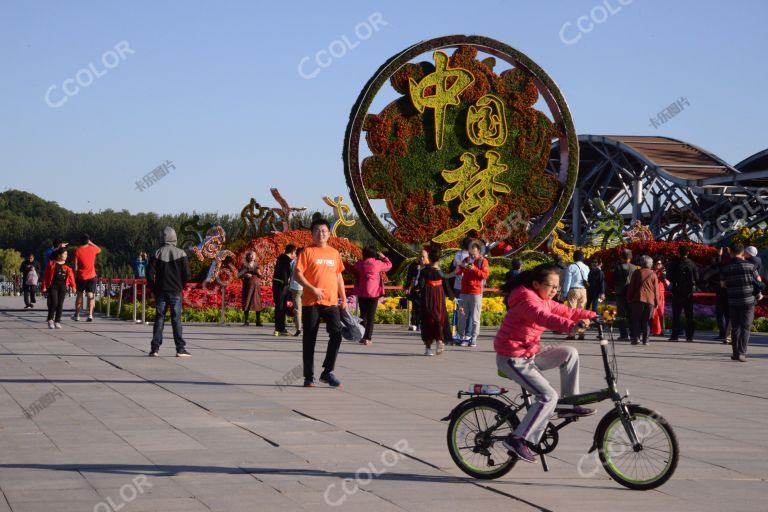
[41,248,75,329]
[627,255,659,345]
[650,259,669,336]
[238,251,263,326]
[352,246,392,345]
[418,247,455,356]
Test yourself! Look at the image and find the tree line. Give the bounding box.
[0,190,377,276]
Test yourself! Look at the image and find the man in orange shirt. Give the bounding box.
[72,234,101,322]
[294,218,347,388]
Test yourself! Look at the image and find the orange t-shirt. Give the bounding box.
[74,244,101,280]
[296,245,345,306]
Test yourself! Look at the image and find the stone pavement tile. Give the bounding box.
[7,500,105,512]
[113,497,212,512]
[114,428,207,451]
[661,479,768,512]
[4,487,103,503]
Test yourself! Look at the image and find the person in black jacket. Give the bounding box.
[587,256,606,340]
[667,245,699,342]
[272,244,297,336]
[20,254,41,309]
[146,227,191,357]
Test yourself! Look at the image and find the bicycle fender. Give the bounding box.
[441,398,479,422]
[589,408,621,452]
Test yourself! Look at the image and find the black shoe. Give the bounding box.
[176,349,191,357]
[319,371,342,387]
[294,330,302,337]
[630,340,639,345]
[731,355,739,361]
[616,337,629,342]
[667,337,679,342]
[685,338,693,342]
[255,322,264,327]
[148,350,159,357]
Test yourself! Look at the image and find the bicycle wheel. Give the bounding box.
[446,397,519,479]
[595,405,679,490]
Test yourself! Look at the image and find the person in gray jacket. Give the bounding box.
[146,227,191,357]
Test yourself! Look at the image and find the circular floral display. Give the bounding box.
[343,35,578,258]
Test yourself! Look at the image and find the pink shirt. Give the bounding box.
[494,286,596,359]
[352,257,392,298]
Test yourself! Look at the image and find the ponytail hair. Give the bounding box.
[506,263,561,294]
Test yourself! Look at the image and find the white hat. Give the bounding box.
[745,246,758,257]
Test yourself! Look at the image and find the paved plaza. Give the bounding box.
[0,296,766,512]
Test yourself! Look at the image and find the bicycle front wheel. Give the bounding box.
[446,397,518,479]
[596,405,679,490]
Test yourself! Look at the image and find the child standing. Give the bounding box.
[41,248,76,329]
[418,247,455,356]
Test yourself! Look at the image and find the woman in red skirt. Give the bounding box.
[418,247,455,356]
[238,251,264,326]
[650,259,669,336]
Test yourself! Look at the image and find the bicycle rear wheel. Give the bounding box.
[596,405,679,490]
[446,397,518,479]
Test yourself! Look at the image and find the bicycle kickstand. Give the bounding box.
[539,453,549,472]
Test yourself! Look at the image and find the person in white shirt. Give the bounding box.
[289,248,304,336]
[561,250,590,338]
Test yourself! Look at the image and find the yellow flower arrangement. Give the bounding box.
[378,297,403,311]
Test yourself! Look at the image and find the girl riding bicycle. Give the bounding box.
[495,263,597,463]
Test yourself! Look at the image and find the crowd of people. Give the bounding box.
[6,227,763,470]
[7,225,764,404]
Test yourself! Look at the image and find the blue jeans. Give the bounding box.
[151,293,186,352]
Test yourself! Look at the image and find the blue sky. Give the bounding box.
[1,0,766,216]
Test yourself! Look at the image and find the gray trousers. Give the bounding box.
[457,294,482,339]
[496,345,580,444]
[729,304,754,358]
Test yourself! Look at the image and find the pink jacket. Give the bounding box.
[494,286,596,359]
[352,256,392,298]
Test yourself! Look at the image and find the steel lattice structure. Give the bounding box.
[547,136,768,245]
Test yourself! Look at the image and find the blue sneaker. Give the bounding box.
[468,339,477,348]
[319,372,342,388]
[501,435,536,463]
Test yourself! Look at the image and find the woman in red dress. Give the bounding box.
[650,259,669,336]
[418,247,455,356]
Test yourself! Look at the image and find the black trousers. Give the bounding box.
[46,284,67,322]
[615,295,630,338]
[358,297,378,340]
[630,301,653,343]
[715,289,730,338]
[23,284,37,306]
[729,304,754,357]
[302,305,343,380]
[272,283,289,332]
[671,295,694,340]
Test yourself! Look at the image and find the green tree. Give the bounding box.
[0,248,23,277]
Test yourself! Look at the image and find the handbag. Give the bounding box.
[26,268,38,286]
